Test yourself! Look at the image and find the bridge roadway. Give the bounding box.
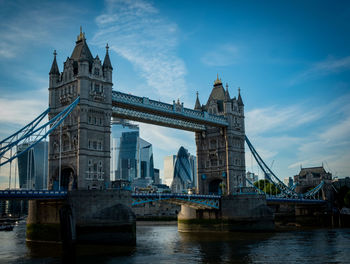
[0,190,325,208]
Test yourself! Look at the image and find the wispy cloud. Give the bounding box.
[289,56,350,85]
[246,104,322,137]
[201,44,239,66]
[245,92,350,179]
[0,1,83,60]
[93,0,187,101]
[0,95,47,125]
[288,99,350,177]
[319,116,350,143]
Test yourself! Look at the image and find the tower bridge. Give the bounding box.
[0,29,328,244]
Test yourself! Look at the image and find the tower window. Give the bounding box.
[95,84,100,93]
[94,68,100,76]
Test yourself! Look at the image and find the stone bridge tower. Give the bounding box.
[48,28,113,190]
[195,76,245,195]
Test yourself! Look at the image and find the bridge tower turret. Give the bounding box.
[103,43,113,83]
[49,50,60,107]
[195,76,246,195]
[48,28,113,190]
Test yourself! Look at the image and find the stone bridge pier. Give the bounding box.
[27,190,136,244]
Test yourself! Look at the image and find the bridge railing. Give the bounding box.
[0,189,67,199]
[132,193,221,199]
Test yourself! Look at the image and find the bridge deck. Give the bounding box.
[0,190,326,206]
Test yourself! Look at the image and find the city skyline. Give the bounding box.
[0,0,350,188]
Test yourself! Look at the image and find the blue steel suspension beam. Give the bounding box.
[0,97,80,167]
[245,135,299,198]
[245,135,325,200]
[0,108,49,154]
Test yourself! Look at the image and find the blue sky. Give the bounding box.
[0,0,350,188]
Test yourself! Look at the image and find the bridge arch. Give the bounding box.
[51,166,76,191]
[209,179,222,195]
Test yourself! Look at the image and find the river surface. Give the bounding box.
[0,221,350,264]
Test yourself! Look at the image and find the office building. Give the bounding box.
[110,119,155,187]
[17,141,48,190]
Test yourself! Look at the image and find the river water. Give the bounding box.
[0,221,350,264]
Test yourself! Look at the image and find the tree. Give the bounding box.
[254,179,281,195]
[254,179,269,190]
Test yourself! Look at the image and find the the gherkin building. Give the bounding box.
[171,147,193,193]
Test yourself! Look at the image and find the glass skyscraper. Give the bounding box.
[110,119,155,185]
[163,155,176,186]
[110,119,139,181]
[170,146,197,193]
[17,141,48,190]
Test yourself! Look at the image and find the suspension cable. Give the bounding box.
[14,158,17,189]
[59,124,62,191]
[43,130,47,190]
[9,148,12,189]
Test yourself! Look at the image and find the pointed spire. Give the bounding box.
[224,83,231,101]
[103,43,113,70]
[195,91,201,110]
[237,87,244,106]
[49,50,60,75]
[77,26,86,42]
[214,73,222,86]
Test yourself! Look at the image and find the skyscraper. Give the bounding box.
[163,155,176,186]
[110,119,139,181]
[110,119,155,185]
[163,146,197,191]
[17,141,48,190]
[171,147,194,193]
[139,138,154,180]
